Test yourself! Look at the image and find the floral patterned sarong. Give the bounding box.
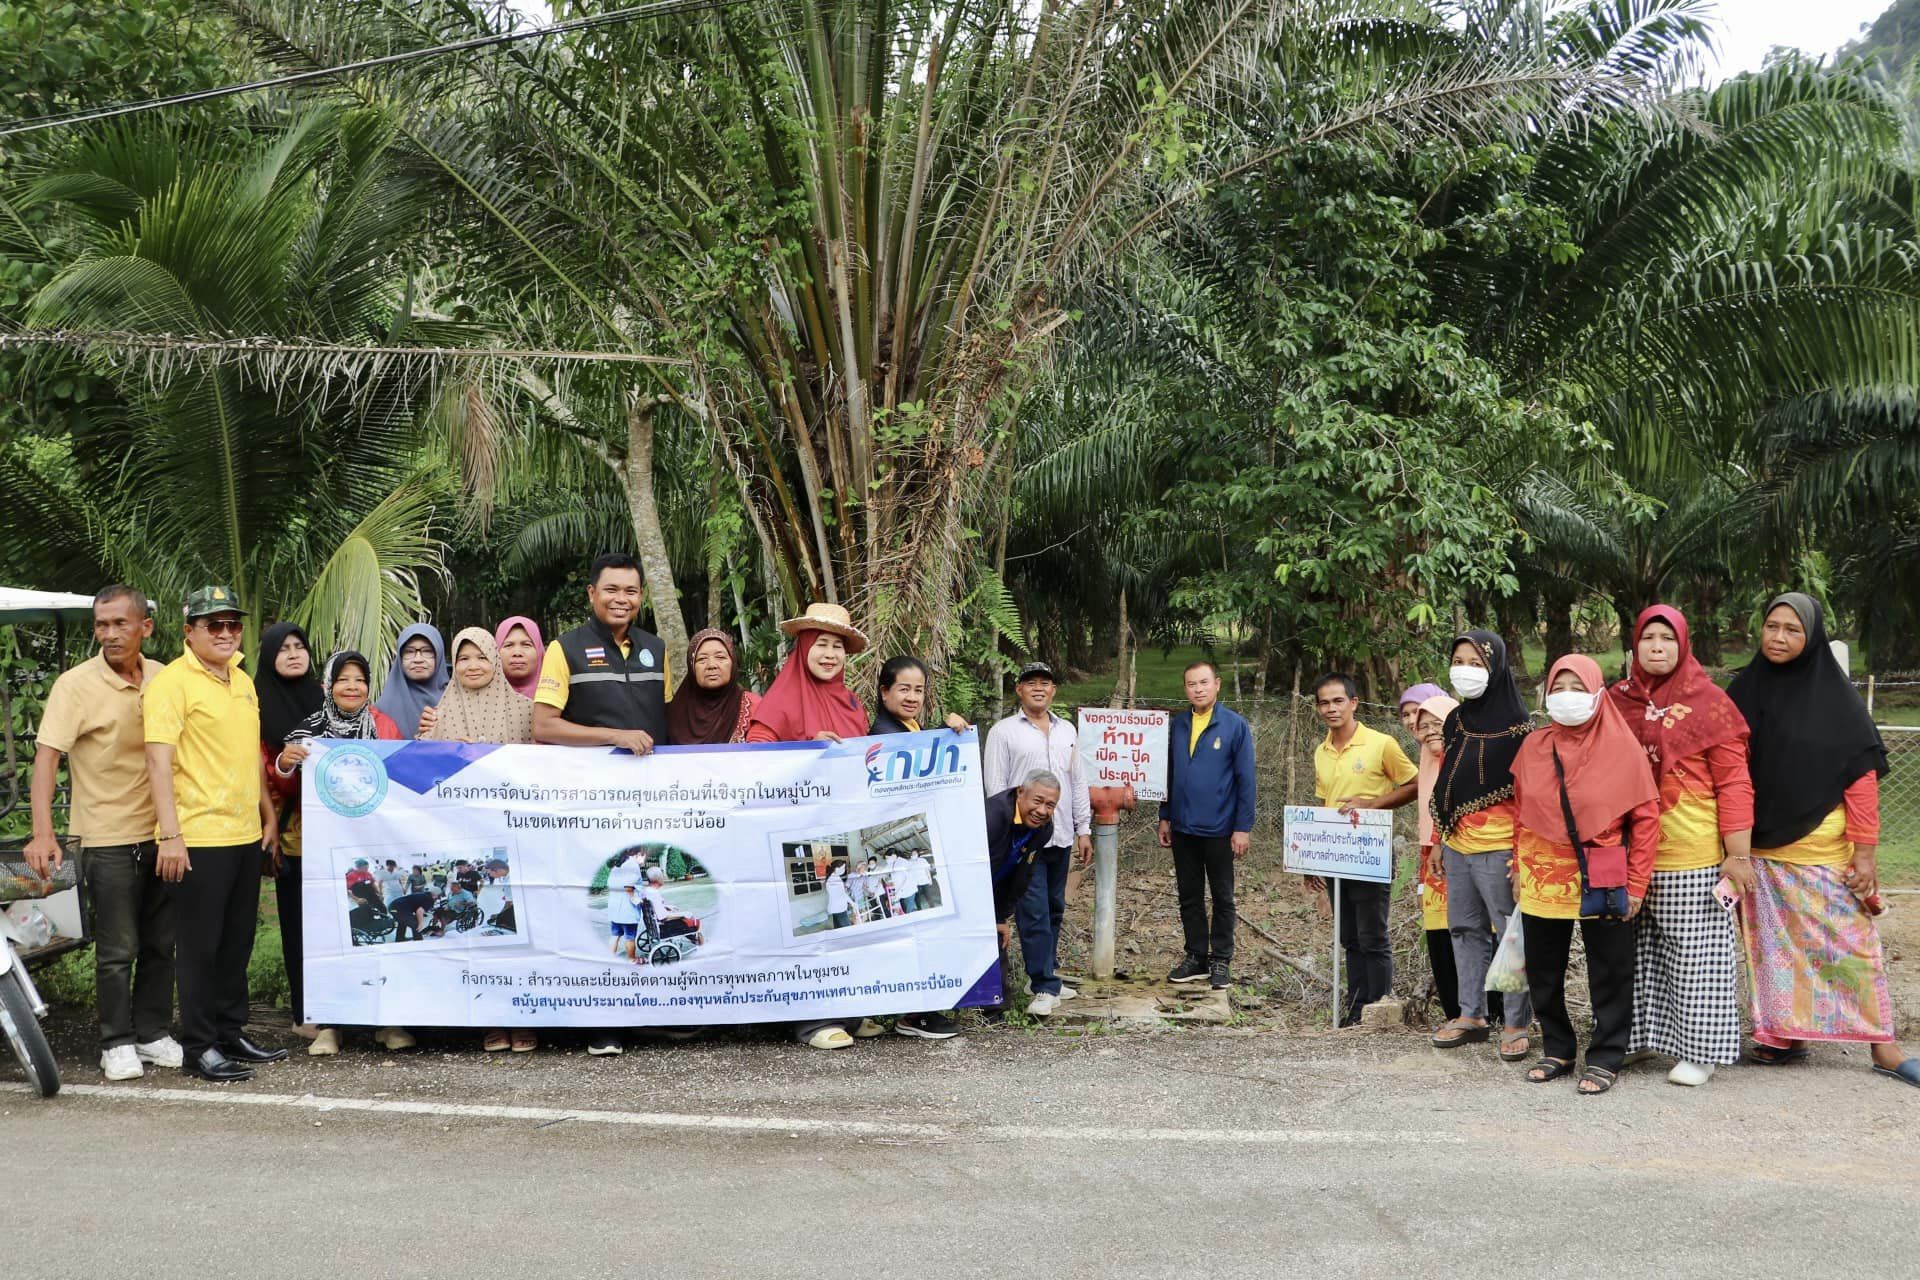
[1741,856,1893,1047]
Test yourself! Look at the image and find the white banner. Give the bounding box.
[300,732,999,1027]
[1281,806,1394,884]
[1076,708,1170,801]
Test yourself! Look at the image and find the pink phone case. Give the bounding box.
[1713,877,1739,913]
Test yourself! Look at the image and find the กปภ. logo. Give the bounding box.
[864,736,966,795]
[315,743,389,818]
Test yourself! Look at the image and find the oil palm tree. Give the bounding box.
[218,0,1676,667]
[7,107,451,660]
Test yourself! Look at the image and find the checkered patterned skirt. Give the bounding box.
[1628,865,1742,1064]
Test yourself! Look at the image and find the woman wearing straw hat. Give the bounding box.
[748,604,880,1049]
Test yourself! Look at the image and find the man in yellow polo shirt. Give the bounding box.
[1312,672,1417,1026]
[144,586,284,1083]
[27,585,177,1082]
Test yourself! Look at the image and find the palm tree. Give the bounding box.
[218,0,1670,667]
[5,107,450,660]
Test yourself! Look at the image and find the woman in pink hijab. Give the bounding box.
[493,615,544,700]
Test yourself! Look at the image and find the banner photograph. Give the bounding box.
[300,731,997,1027]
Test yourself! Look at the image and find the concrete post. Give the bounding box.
[1092,822,1119,979]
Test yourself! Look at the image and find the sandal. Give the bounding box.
[1871,1058,1920,1088]
[1499,1031,1531,1062]
[1431,1020,1492,1048]
[511,1031,538,1053]
[1578,1065,1618,1095]
[1526,1057,1574,1083]
[1746,1043,1810,1066]
[483,1030,511,1053]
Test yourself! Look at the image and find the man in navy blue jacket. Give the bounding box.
[1157,660,1256,990]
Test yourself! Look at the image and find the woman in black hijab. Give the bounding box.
[1727,593,1915,1087]
[257,622,324,759]
[1430,629,1536,1058]
[255,622,323,1041]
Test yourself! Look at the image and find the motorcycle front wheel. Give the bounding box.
[0,962,60,1097]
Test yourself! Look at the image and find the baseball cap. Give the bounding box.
[182,585,247,620]
[1015,661,1056,684]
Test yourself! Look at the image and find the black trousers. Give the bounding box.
[275,855,305,1026]
[1337,880,1393,1025]
[1424,927,1502,1024]
[174,843,263,1055]
[1523,912,1635,1071]
[81,842,175,1049]
[1171,832,1235,963]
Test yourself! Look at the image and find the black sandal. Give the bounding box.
[1746,1043,1810,1066]
[1578,1065,1618,1095]
[1526,1056,1574,1083]
[1431,1020,1492,1049]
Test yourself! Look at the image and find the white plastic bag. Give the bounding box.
[1485,910,1527,993]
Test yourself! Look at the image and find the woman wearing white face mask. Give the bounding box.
[1606,605,1753,1087]
[1511,655,1661,1095]
[1429,631,1535,1059]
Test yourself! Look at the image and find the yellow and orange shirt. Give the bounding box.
[1753,774,1881,869]
[1514,798,1661,920]
[1444,801,1516,855]
[1651,740,1754,872]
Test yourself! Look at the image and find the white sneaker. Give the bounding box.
[101,1045,143,1081]
[1027,992,1059,1017]
[1056,985,1079,1001]
[1668,1061,1715,1087]
[135,1035,183,1068]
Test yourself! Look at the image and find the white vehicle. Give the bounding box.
[0,588,103,1097]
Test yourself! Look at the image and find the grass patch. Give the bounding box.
[36,880,290,1010]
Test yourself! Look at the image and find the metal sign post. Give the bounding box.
[1331,877,1342,1029]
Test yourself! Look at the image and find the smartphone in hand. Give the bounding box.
[1712,877,1739,913]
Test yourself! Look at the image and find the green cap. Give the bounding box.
[182,585,247,620]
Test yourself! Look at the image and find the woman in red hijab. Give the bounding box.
[746,603,869,745]
[1606,606,1752,1088]
[1511,654,1660,1095]
[748,603,873,1051]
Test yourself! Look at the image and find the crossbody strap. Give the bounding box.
[1550,745,1590,889]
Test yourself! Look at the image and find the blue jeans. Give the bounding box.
[1017,846,1071,995]
[830,910,851,928]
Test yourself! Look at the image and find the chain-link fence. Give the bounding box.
[1880,727,1920,876]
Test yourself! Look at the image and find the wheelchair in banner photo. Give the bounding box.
[637,899,703,967]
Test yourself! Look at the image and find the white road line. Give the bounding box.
[8,1082,1465,1146]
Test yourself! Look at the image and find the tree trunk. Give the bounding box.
[623,393,689,688]
[1542,578,1577,666]
[1110,587,1130,709]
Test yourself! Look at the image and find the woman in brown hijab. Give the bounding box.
[666,628,759,745]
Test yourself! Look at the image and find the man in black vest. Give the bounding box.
[534,552,673,1055]
[533,553,671,756]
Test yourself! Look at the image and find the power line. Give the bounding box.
[0,0,744,139]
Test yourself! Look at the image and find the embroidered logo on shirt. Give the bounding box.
[639,649,656,668]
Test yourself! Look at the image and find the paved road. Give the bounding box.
[6,1025,1916,1279]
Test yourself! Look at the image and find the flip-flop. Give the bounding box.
[1872,1058,1920,1088]
[1499,1032,1532,1062]
[1431,1020,1492,1049]
[1578,1065,1618,1095]
[1527,1057,1574,1083]
[1746,1043,1810,1066]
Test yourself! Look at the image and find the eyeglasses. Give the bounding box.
[196,618,244,635]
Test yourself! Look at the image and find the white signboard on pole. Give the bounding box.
[1076,708,1170,801]
[1281,806,1394,885]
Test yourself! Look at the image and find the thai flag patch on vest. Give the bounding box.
[585,646,607,663]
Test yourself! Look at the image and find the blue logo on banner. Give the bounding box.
[864,733,966,795]
[316,743,389,818]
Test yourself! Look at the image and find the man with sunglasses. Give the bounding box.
[144,587,284,1083]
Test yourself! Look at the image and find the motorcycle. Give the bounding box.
[0,587,108,1098]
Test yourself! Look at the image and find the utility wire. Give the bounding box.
[0,0,744,139]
